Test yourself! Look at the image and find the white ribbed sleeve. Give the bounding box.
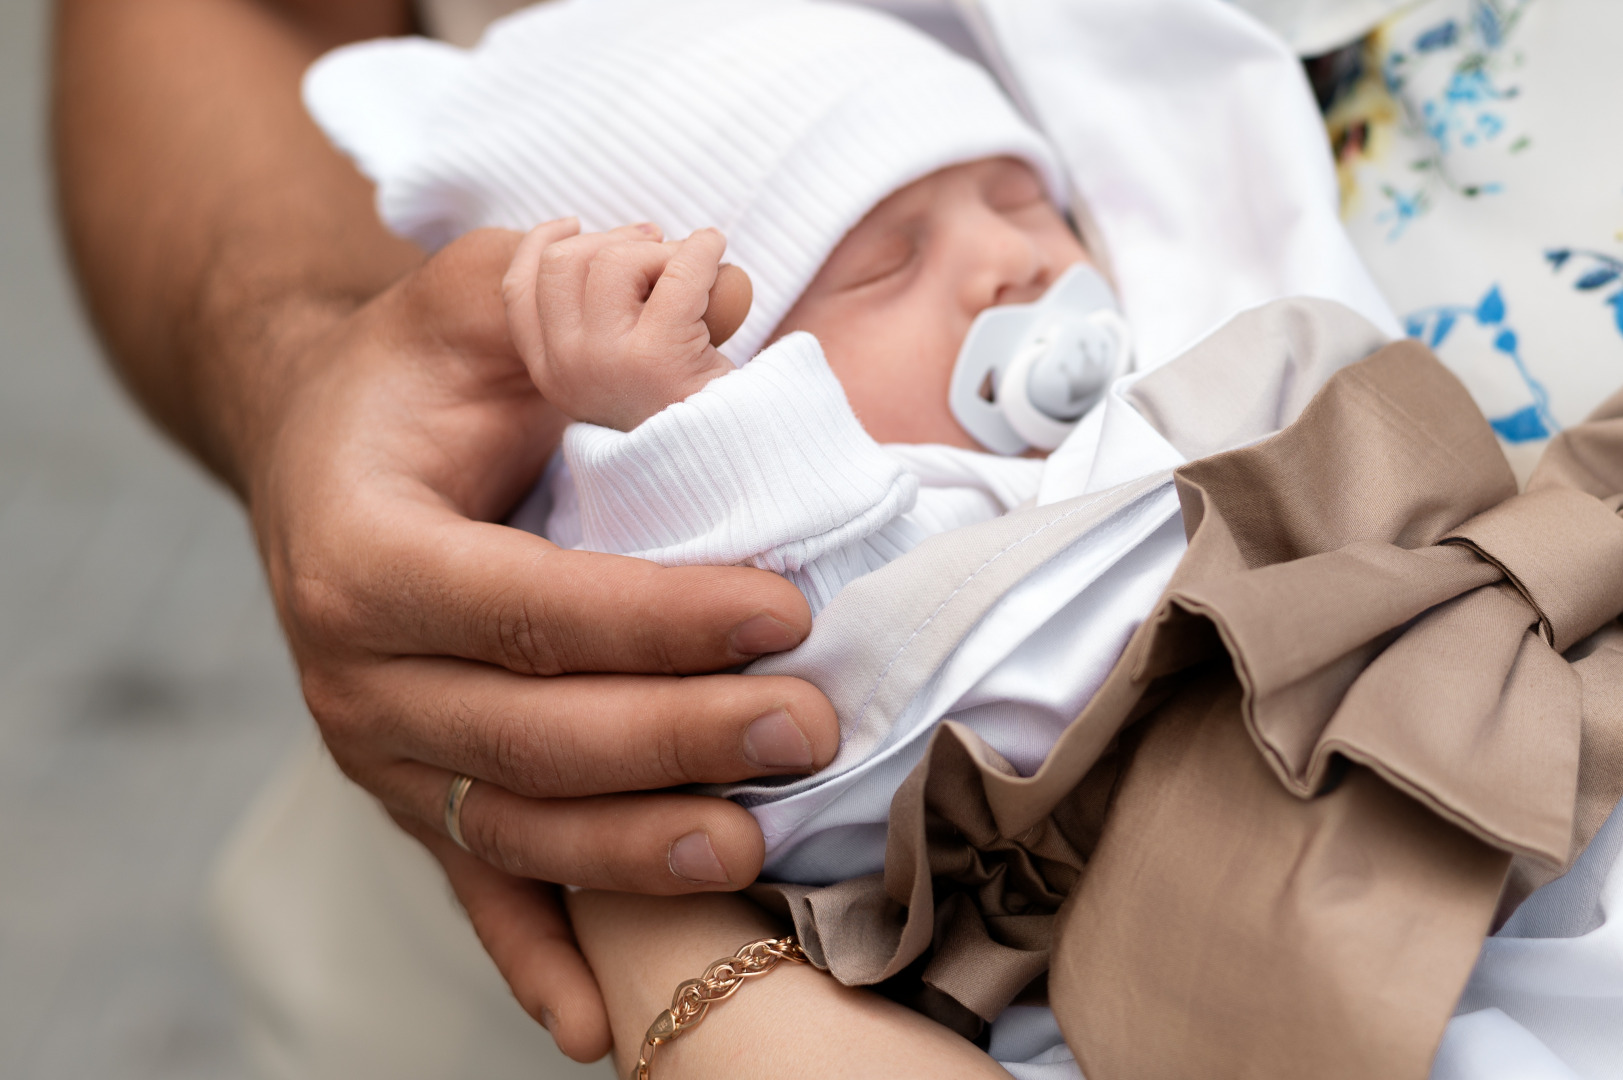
[559,332,1040,614]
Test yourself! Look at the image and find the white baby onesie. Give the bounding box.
[537,331,1046,614]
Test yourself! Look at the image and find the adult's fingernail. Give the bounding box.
[669,831,729,884]
[730,614,799,655]
[744,708,814,769]
[540,1007,558,1034]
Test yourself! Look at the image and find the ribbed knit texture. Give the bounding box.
[304,0,1064,363]
[551,333,1041,613]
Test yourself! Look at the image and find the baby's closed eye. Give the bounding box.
[984,161,1047,214]
[828,229,920,293]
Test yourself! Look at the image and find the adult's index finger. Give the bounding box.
[347,497,814,676]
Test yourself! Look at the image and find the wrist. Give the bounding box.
[610,353,735,431]
[564,333,915,571]
[211,293,365,502]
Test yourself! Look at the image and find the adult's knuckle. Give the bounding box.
[490,712,567,796]
[638,621,683,676]
[645,690,699,786]
[472,800,562,882]
[632,572,704,673]
[299,666,359,729]
[489,590,566,675]
[568,833,620,889]
[283,567,358,643]
[466,804,523,876]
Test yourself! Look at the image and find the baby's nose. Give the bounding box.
[980,223,1048,308]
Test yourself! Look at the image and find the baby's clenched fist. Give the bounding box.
[503,218,753,431]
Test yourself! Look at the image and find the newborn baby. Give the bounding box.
[310,0,1144,1074]
[292,0,1442,1073]
[509,157,1094,618]
[508,163,1090,1080]
[482,35,1103,1080]
[512,158,1084,447]
[408,2,1124,1072]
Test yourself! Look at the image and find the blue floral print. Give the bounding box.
[1546,248,1623,338]
[1373,0,1530,239]
[1403,284,1559,442]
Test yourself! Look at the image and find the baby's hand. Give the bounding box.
[503,219,753,431]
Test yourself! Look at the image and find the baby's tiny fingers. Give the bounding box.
[580,239,684,336]
[534,223,669,330]
[643,228,728,334]
[502,217,583,363]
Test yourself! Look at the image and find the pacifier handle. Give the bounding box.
[947,263,1133,455]
[999,310,1131,451]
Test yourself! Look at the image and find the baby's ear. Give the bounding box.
[704,264,753,348]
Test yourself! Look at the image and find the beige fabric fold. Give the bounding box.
[1445,485,1623,653]
[752,316,1623,1078]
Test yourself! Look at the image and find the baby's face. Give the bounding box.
[773,158,1089,449]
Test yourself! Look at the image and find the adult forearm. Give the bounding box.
[52,8,842,1062]
[52,0,423,493]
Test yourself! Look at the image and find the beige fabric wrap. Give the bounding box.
[750,311,1623,1079]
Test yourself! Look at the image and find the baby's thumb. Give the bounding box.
[704,263,753,348]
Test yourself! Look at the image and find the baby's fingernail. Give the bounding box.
[744,708,815,769]
[540,1007,558,1034]
[669,831,729,884]
[730,614,799,655]
[635,222,660,236]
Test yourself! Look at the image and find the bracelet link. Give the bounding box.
[632,935,809,1080]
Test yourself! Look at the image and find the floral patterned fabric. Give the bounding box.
[1327,0,1623,479]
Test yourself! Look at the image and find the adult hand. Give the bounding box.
[54,1,836,1060]
[248,227,839,1060]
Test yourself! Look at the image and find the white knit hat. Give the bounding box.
[305,0,1066,362]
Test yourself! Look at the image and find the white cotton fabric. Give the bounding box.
[1432,801,1623,1080]
[303,0,1063,365]
[966,0,1401,369]
[540,333,1042,615]
[1221,0,1416,54]
[308,0,1397,371]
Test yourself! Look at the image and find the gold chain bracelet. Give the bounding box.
[632,935,809,1080]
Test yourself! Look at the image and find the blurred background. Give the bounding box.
[1,1,307,1076]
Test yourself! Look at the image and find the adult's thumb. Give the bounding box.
[704,263,753,348]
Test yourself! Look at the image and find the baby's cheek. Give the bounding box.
[1045,226,1092,274]
[837,326,971,448]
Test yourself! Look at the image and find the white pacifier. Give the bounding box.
[948,264,1132,455]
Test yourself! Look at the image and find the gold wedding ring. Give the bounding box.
[444,773,476,853]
